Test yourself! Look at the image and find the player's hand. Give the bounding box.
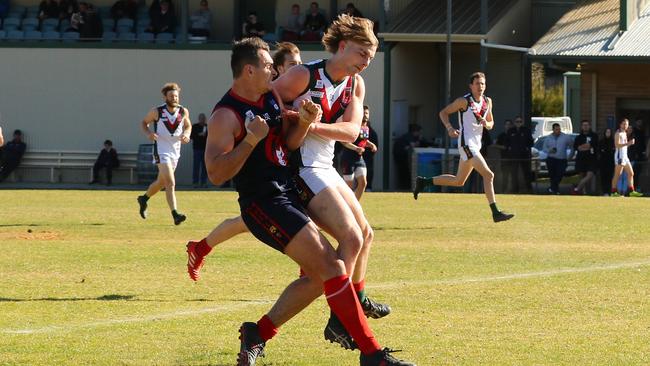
[369,143,377,153]
[355,146,364,155]
[298,99,322,126]
[181,135,190,144]
[448,128,459,138]
[148,132,158,141]
[244,115,269,147]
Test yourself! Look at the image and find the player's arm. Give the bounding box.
[310,75,366,143]
[180,107,192,143]
[141,108,159,141]
[273,64,310,104]
[366,140,377,152]
[341,141,359,151]
[285,99,322,151]
[439,97,467,138]
[204,108,268,186]
[482,97,494,130]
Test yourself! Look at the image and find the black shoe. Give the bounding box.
[361,297,391,319]
[360,348,417,366]
[237,322,266,366]
[324,315,357,350]
[173,212,186,225]
[493,211,514,223]
[137,195,148,219]
[413,176,426,200]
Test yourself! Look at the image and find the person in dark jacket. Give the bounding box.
[504,116,533,193]
[572,120,599,194]
[599,127,615,195]
[190,113,208,187]
[0,129,27,182]
[90,139,119,185]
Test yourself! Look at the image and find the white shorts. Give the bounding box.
[298,166,346,196]
[154,153,179,170]
[343,167,367,181]
[459,145,481,161]
[615,155,630,166]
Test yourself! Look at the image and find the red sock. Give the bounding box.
[256,314,278,341]
[629,186,635,192]
[324,275,380,355]
[612,187,617,194]
[353,279,365,293]
[196,238,212,257]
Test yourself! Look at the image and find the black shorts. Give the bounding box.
[576,158,597,173]
[341,156,366,176]
[240,191,310,253]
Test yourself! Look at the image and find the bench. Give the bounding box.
[11,149,139,183]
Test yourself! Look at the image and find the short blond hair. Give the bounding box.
[161,82,181,96]
[322,14,378,54]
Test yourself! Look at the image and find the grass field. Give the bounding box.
[1,190,649,365]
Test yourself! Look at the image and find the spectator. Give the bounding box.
[242,11,265,38]
[189,0,211,37]
[302,1,327,41]
[68,2,102,38]
[542,123,573,194]
[59,0,78,21]
[599,127,615,195]
[505,116,534,193]
[149,0,174,19]
[148,0,176,34]
[630,118,646,181]
[393,123,428,190]
[494,119,512,192]
[282,3,303,41]
[362,107,379,190]
[0,129,27,182]
[90,140,120,186]
[341,2,363,17]
[110,0,137,20]
[572,120,599,194]
[190,113,208,188]
[38,0,61,21]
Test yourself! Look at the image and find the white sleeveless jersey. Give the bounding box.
[154,104,185,160]
[294,59,355,168]
[614,130,629,164]
[458,93,488,151]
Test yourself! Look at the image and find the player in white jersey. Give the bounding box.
[137,83,192,225]
[611,118,643,197]
[413,72,514,223]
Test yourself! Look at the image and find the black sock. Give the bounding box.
[420,177,434,187]
[489,202,499,215]
[172,209,179,216]
[141,194,150,202]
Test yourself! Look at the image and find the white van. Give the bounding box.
[531,117,572,140]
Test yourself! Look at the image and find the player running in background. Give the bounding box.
[137,83,191,225]
[413,72,514,223]
[611,118,643,197]
[340,105,377,200]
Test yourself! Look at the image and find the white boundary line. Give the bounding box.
[3,259,649,335]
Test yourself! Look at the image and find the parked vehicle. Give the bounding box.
[531,116,572,140]
[531,133,578,178]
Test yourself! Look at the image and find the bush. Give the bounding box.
[532,63,563,116]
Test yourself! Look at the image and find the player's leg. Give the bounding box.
[413,155,473,199]
[137,164,166,219]
[623,163,643,196]
[159,161,185,225]
[471,153,514,222]
[611,164,624,196]
[186,216,248,281]
[353,165,368,200]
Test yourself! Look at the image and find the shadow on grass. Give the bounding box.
[0,224,41,227]
[0,294,136,302]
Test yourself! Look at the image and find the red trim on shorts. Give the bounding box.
[245,203,292,248]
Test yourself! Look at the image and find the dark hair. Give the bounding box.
[272,42,300,70]
[504,119,512,123]
[104,139,113,146]
[581,119,590,124]
[469,72,485,84]
[231,37,270,78]
[552,123,560,129]
[363,105,369,110]
[408,123,422,133]
[13,129,22,136]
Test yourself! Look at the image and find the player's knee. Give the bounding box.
[342,226,364,255]
[362,225,374,249]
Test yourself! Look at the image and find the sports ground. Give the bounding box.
[1,190,649,365]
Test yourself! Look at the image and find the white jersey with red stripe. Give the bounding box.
[458,93,488,151]
[293,59,355,168]
[153,104,185,163]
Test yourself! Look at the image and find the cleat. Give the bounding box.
[324,316,357,351]
[629,190,643,197]
[186,241,206,281]
[137,195,148,219]
[361,297,391,319]
[611,192,621,197]
[237,322,266,366]
[173,212,187,225]
[493,211,514,223]
[413,176,427,200]
[360,347,417,366]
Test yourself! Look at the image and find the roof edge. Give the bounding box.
[377,33,484,43]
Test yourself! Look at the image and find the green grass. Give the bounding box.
[1,190,649,365]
